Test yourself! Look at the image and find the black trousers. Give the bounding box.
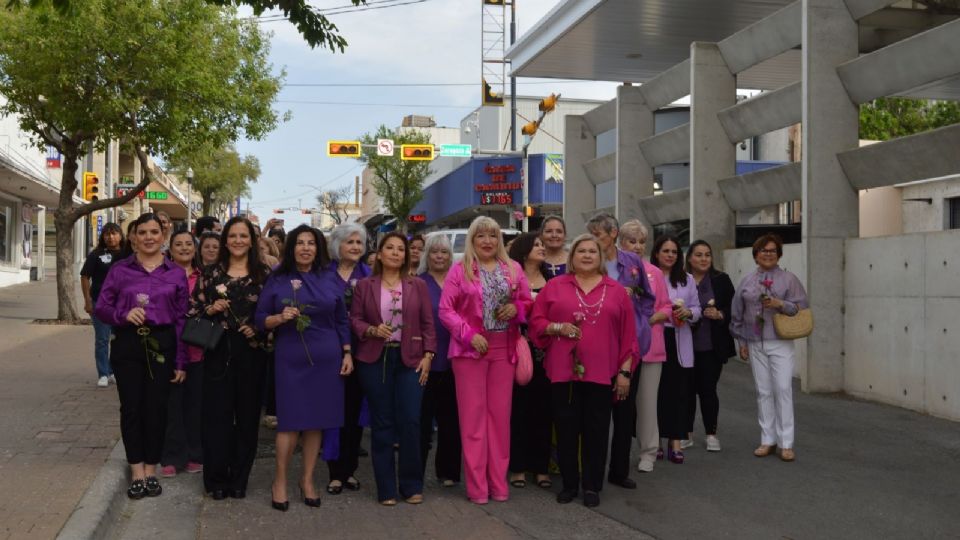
[608,368,640,481]
[202,332,266,493]
[551,381,612,494]
[111,326,175,465]
[420,369,462,481]
[327,370,365,482]
[658,328,694,441]
[162,362,204,467]
[263,352,277,417]
[687,350,724,435]
[509,358,551,475]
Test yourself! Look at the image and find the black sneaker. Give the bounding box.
[144,476,162,497]
[556,489,577,504]
[127,479,146,500]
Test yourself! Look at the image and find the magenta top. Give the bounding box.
[642,260,673,363]
[379,284,403,341]
[94,256,189,369]
[529,274,638,385]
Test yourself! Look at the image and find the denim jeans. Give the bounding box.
[91,314,113,378]
[356,348,424,501]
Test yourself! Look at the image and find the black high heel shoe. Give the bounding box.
[300,486,321,508]
[271,499,289,512]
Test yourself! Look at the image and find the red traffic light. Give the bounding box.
[327,141,362,157]
[401,145,434,161]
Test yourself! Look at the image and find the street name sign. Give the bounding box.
[439,144,472,158]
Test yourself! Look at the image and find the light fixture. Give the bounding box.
[625,52,643,59]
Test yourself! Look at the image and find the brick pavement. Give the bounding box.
[0,281,120,540]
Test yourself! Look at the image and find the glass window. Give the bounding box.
[949,197,960,230]
[0,199,12,264]
[452,233,466,254]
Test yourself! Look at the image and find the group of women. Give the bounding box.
[84,208,808,510]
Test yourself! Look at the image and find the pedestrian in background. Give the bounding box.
[651,235,701,465]
[586,214,653,490]
[198,232,220,268]
[160,230,204,477]
[81,222,124,388]
[417,233,462,487]
[194,215,221,237]
[440,216,532,505]
[156,210,173,253]
[619,220,671,473]
[530,234,638,508]
[94,213,188,500]
[258,237,280,268]
[507,232,553,490]
[190,217,269,500]
[540,215,568,278]
[122,220,138,258]
[256,225,353,511]
[352,232,436,505]
[324,223,372,496]
[684,240,736,452]
[730,234,808,462]
[408,234,425,277]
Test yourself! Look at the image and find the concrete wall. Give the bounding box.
[844,231,960,421]
[859,187,903,238]
[901,176,960,233]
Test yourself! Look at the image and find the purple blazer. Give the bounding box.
[350,275,437,368]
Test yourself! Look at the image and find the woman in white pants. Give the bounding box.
[730,234,808,462]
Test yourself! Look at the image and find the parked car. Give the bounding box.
[425,228,521,262]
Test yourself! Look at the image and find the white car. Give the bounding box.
[426,228,522,262]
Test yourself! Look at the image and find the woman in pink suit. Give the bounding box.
[439,216,533,505]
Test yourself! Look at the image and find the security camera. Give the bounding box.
[739,141,748,150]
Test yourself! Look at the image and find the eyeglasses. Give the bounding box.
[758,248,778,255]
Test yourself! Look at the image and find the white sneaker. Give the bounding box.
[637,460,654,473]
[705,435,722,452]
[680,438,694,449]
[97,376,109,388]
[108,374,117,384]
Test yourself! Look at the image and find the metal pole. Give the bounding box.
[104,141,113,223]
[521,149,529,232]
[510,0,517,152]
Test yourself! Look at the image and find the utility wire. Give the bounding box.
[277,99,476,108]
[253,163,363,205]
[283,80,599,87]
[251,0,431,22]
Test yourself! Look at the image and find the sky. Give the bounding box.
[235,0,621,229]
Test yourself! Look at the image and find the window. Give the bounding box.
[0,198,12,264]
[949,197,960,230]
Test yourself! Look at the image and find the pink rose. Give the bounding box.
[136,293,150,307]
[290,279,303,291]
[215,284,228,296]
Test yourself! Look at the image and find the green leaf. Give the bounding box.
[155,354,165,364]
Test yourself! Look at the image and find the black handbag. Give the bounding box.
[181,316,224,351]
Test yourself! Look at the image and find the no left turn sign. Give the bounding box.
[377,139,395,157]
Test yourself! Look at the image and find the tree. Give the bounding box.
[358,126,432,233]
[8,0,365,51]
[168,144,261,216]
[859,97,960,141]
[0,0,283,321]
[315,185,354,227]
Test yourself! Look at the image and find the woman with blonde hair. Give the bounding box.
[439,216,533,504]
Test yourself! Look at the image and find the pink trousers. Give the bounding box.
[451,331,514,502]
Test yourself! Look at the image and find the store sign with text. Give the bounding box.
[476,162,522,205]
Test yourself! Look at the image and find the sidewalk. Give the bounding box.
[0,280,120,540]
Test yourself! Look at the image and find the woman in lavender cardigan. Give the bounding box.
[651,235,701,464]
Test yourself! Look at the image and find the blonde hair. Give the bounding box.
[567,233,606,276]
[619,219,648,243]
[462,216,514,283]
[259,237,280,259]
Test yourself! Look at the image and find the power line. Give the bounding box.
[277,99,476,109]
[283,80,600,88]
[253,163,363,205]
[251,0,432,22]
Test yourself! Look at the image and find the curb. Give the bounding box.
[56,440,127,540]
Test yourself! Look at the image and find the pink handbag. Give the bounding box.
[515,338,533,386]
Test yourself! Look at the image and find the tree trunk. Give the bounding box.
[55,157,81,322]
[202,192,213,216]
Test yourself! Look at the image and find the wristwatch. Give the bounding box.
[618,369,631,378]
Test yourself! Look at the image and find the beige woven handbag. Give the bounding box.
[773,308,814,340]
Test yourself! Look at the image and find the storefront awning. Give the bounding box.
[0,153,62,207]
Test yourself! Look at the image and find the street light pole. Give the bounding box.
[185,167,194,232]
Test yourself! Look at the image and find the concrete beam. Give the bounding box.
[837,18,960,104]
[582,152,616,186]
[859,8,958,52]
[637,189,690,225]
[582,98,617,136]
[718,1,802,74]
[717,82,802,143]
[718,162,801,210]
[637,123,690,168]
[614,85,655,227]
[563,115,597,236]
[639,59,691,111]
[838,123,960,189]
[842,0,897,20]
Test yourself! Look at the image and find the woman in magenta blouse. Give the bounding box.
[95,213,189,500]
[530,233,638,509]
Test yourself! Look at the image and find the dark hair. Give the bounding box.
[752,233,784,259]
[218,217,268,284]
[508,232,547,278]
[267,226,286,242]
[134,212,163,230]
[409,234,425,246]
[651,235,687,288]
[170,229,200,270]
[373,232,409,276]
[685,239,716,274]
[121,220,138,258]
[194,216,220,236]
[95,222,123,254]
[539,215,566,234]
[276,225,330,275]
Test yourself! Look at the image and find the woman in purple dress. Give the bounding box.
[256,225,353,511]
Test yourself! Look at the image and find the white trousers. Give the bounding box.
[634,362,662,463]
[747,340,796,449]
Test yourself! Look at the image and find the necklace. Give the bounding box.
[139,258,162,271]
[574,280,607,324]
[381,276,402,289]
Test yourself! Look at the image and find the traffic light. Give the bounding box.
[482,78,503,106]
[483,0,504,4]
[521,121,538,136]
[401,144,434,161]
[327,141,361,158]
[538,93,559,112]
[273,209,285,214]
[82,172,100,201]
[525,206,535,217]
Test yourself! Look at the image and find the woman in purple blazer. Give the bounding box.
[351,232,437,506]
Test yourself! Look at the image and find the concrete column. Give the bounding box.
[689,42,736,266]
[614,85,655,230]
[801,0,859,392]
[563,114,597,235]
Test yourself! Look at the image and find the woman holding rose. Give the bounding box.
[256,225,353,510]
[530,234,638,508]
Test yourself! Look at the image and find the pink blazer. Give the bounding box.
[643,260,673,363]
[438,259,532,362]
[350,275,436,368]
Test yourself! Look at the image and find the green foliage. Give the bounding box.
[167,144,261,215]
[859,97,960,141]
[358,125,432,232]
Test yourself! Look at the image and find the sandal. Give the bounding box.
[326,481,343,495]
[380,498,397,506]
[405,494,424,504]
[536,477,552,489]
[345,476,360,491]
[510,478,526,488]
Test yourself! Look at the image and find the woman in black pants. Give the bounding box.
[190,217,270,500]
[95,213,189,499]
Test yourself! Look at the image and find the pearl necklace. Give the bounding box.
[574,281,606,325]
